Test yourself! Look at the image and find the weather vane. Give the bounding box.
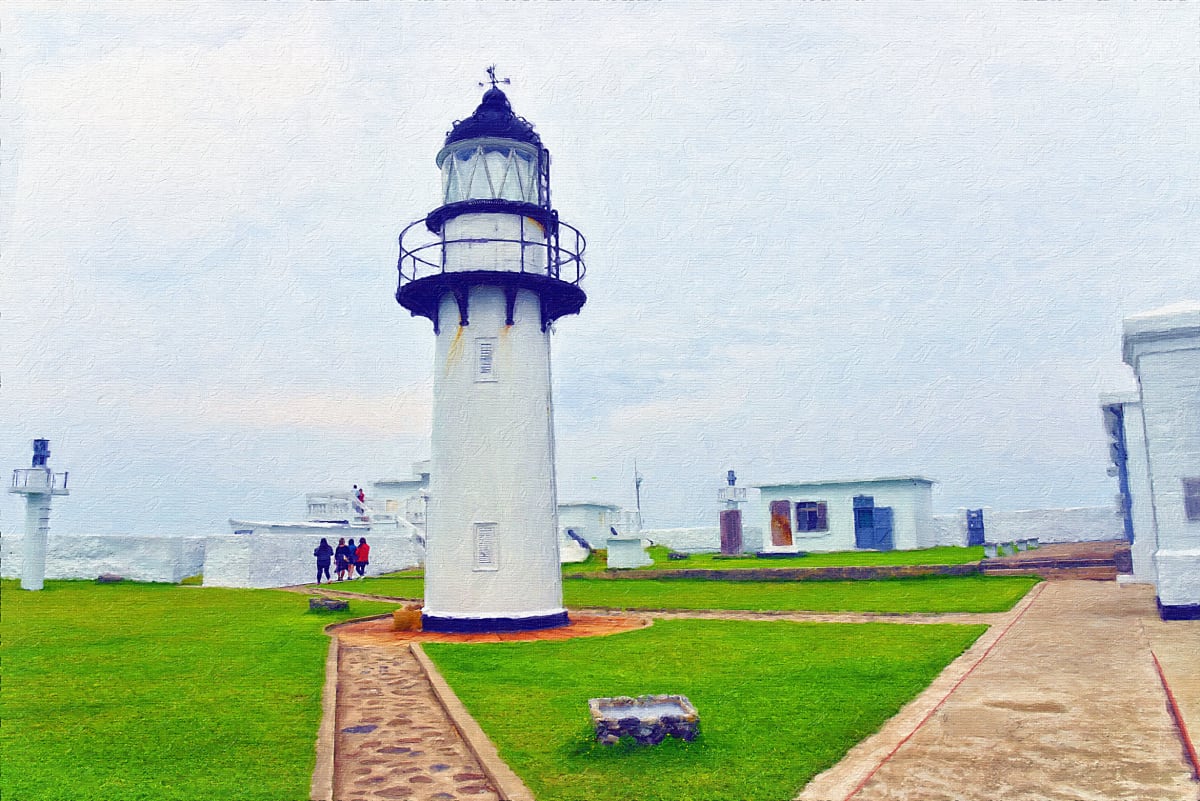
[480,65,511,90]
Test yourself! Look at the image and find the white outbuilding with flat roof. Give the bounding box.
[751,477,937,554]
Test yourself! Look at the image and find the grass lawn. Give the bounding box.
[425,618,988,801]
[563,545,985,574]
[0,580,399,801]
[356,573,1037,614]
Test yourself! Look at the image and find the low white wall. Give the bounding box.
[928,515,966,547]
[202,533,423,589]
[0,534,206,583]
[641,526,765,554]
[932,506,1124,545]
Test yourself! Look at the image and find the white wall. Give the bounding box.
[933,506,1124,545]
[641,525,765,554]
[202,532,422,589]
[1,533,205,583]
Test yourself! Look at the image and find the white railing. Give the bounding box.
[10,469,69,494]
[718,486,748,503]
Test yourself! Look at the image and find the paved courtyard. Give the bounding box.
[318,581,1199,801]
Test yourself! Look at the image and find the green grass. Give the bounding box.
[356,573,1036,614]
[425,618,988,801]
[0,580,399,801]
[563,545,985,574]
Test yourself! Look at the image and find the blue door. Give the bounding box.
[966,509,985,546]
[853,495,875,549]
[873,507,895,551]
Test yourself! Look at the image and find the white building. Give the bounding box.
[1119,302,1200,619]
[395,77,587,632]
[751,477,938,553]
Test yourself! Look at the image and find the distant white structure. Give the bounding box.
[395,75,587,632]
[8,439,69,591]
[752,477,937,553]
[1118,302,1200,619]
[557,502,640,549]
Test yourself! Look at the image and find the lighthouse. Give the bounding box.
[395,70,586,633]
[8,439,70,591]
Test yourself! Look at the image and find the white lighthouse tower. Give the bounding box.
[396,70,586,632]
[8,439,70,591]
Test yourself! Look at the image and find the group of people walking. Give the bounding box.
[313,536,370,584]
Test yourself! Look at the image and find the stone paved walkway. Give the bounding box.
[332,642,500,801]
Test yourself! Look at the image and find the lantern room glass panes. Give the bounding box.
[442,141,539,205]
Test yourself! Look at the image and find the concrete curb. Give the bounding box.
[410,642,536,801]
[310,635,339,801]
[1152,650,1200,782]
[569,563,980,582]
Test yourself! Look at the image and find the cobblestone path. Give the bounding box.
[332,643,499,801]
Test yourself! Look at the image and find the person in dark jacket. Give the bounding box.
[354,537,370,578]
[334,537,350,581]
[314,538,334,584]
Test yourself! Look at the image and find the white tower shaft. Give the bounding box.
[424,287,565,626]
[22,489,52,591]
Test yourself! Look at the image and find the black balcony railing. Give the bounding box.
[397,213,586,289]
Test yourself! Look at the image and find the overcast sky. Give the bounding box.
[2,2,1197,536]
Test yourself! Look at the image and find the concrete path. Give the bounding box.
[799,581,1200,801]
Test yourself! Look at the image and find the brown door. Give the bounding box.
[769,500,793,546]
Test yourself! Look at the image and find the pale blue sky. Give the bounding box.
[2,2,1197,535]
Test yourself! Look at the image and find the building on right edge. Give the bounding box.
[1115,302,1200,620]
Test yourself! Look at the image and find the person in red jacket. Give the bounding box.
[354,537,370,578]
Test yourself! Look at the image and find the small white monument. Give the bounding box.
[1122,302,1200,619]
[8,439,70,591]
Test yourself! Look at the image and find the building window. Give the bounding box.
[475,338,497,382]
[795,501,828,532]
[1184,478,1200,522]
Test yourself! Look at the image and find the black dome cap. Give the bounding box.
[444,87,542,148]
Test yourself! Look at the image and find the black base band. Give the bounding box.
[421,611,570,633]
[1157,599,1200,621]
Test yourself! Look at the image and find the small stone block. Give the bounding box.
[96,574,123,583]
[590,694,699,745]
[309,597,349,611]
[667,550,690,560]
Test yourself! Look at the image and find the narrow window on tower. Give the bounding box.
[475,522,498,570]
[475,338,497,382]
[1183,478,1200,522]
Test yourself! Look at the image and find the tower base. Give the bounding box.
[421,611,570,634]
